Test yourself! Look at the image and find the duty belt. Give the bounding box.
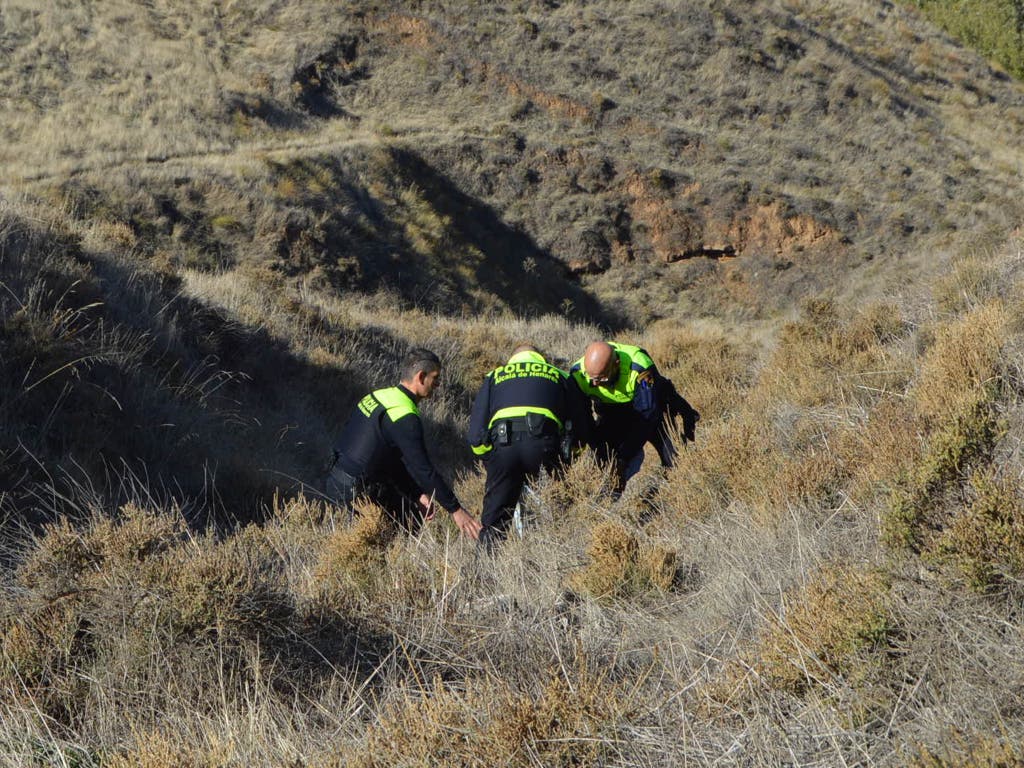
[490,414,559,445]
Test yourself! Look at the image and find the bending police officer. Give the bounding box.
[327,348,482,540]
[468,344,592,547]
[571,341,698,491]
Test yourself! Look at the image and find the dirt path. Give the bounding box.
[4,125,498,188]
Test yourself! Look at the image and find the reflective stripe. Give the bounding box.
[471,443,493,456]
[490,351,564,386]
[572,342,653,404]
[372,387,420,422]
[488,406,562,429]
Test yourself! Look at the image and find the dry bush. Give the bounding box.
[841,395,925,508]
[3,504,294,719]
[163,528,292,643]
[932,254,1004,315]
[568,521,679,599]
[0,600,84,693]
[106,728,234,768]
[659,416,779,522]
[760,297,909,408]
[883,399,1004,552]
[313,500,394,607]
[531,449,618,526]
[881,301,1012,552]
[641,318,756,419]
[907,731,1024,767]
[704,564,893,715]
[447,321,519,392]
[323,661,640,768]
[930,471,1024,592]
[912,300,1009,425]
[657,409,848,526]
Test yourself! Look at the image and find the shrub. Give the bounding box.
[568,521,679,599]
[842,396,925,508]
[164,530,292,644]
[912,0,1024,79]
[660,415,779,522]
[912,301,1008,425]
[931,471,1024,592]
[907,730,1024,767]
[883,399,1004,552]
[642,319,756,420]
[761,298,908,408]
[756,566,892,694]
[313,501,394,607]
[105,728,234,768]
[323,661,638,768]
[932,254,1003,315]
[706,564,894,716]
[882,302,1012,552]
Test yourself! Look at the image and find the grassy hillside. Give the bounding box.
[2,0,1024,765]
[910,0,1024,78]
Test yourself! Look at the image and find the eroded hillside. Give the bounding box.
[2,1,1024,765]
[3,0,1024,323]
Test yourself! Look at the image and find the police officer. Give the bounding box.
[571,341,698,491]
[468,344,592,547]
[327,348,482,540]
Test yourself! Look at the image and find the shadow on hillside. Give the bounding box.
[0,214,419,530]
[267,152,625,329]
[768,7,934,118]
[386,148,623,328]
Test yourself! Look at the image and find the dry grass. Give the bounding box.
[567,520,679,599]
[3,1,1024,765]
[703,564,895,722]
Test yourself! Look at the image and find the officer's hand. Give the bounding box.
[419,493,436,521]
[451,508,482,541]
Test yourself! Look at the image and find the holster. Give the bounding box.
[560,419,574,463]
[494,420,511,446]
[525,411,546,437]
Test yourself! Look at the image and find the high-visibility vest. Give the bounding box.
[571,342,654,405]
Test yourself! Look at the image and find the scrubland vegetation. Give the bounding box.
[3,0,1024,765]
[911,0,1024,78]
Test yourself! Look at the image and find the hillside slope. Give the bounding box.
[2,1,1024,765]
[3,0,1023,321]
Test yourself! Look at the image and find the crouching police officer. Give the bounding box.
[572,341,699,491]
[468,344,592,547]
[327,347,482,541]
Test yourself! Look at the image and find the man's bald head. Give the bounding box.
[584,341,618,382]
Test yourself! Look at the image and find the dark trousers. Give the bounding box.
[326,463,424,532]
[481,432,560,545]
[594,409,676,490]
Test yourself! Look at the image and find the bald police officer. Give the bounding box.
[572,341,698,491]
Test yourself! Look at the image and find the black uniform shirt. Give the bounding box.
[333,385,461,512]
[467,351,593,455]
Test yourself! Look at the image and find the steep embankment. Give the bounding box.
[2,3,1024,764]
[4,1,1024,322]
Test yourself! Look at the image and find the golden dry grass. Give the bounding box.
[3,1,1024,765]
[703,564,894,720]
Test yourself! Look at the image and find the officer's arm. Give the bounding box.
[631,363,662,421]
[467,376,493,457]
[388,414,463,513]
[565,375,595,448]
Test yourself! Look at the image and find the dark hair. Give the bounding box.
[399,347,442,382]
